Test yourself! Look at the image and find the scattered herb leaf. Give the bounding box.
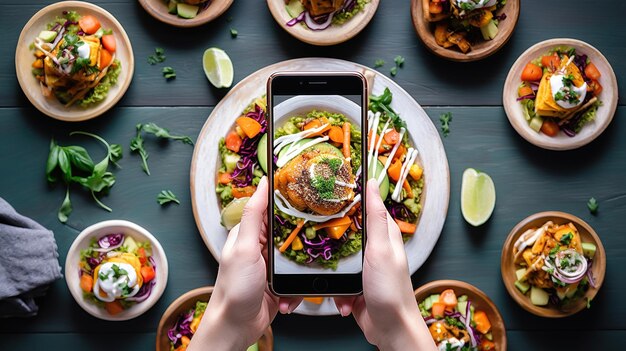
[230,28,238,38]
[439,112,452,137]
[587,197,598,214]
[394,55,405,67]
[130,123,194,175]
[130,124,150,175]
[390,66,398,77]
[157,190,180,205]
[147,47,166,65]
[374,59,385,68]
[162,66,176,79]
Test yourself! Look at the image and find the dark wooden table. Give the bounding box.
[1,0,625,349]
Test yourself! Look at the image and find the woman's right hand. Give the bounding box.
[335,179,436,351]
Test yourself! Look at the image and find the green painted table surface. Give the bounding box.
[1,0,625,350]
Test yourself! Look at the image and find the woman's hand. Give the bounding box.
[188,177,302,351]
[335,179,436,351]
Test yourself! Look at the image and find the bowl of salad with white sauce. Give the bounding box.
[65,220,168,321]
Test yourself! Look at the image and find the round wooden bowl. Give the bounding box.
[156,287,273,351]
[15,1,134,122]
[138,0,233,27]
[65,220,169,321]
[267,0,380,46]
[415,280,507,350]
[410,0,519,62]
[503,39,618,150]
[501,211,606,317]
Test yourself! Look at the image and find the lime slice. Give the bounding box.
[461,168,496,226]
[202,48,234,88]
[220,197,250,230]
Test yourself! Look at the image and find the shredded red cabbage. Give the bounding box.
[126,281,155,302]
[168,310,194,347]
[494,13,507,21]
[516,94,535,101]
[231,104,267,187]
[93,233,125,252]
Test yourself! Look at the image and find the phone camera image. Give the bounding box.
[271,93,364,275]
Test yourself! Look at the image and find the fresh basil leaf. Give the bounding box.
[64,146,94,173]
[58,149,72,182]
[46,140,60,182]
[109,143,123,164]
[58,187,72,223]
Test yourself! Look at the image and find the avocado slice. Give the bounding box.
[257,133,268,174]
[38,30,58,43]
[177,3,199,19]
[167,0,178,14]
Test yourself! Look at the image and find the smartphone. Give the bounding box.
[267,72,367,296]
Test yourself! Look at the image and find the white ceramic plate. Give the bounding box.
[502,38,618,150]
[267,0,380,46]
[15,1,134,122]
[65,220,168,321]
[190,58,450,315]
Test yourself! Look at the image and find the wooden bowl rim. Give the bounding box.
[14,1,134,121]
[266,0,380,46]
[500,211,607,317]
[138,0,233,28]
[410,0,520,62]
[414,279,507,351]
[156,286,273,351]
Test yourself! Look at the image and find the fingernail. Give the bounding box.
[339,306,346,317]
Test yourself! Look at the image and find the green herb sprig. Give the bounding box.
[439,112,452,137]
[369,88,405,130]
[157,190,180,205]
[162,66,176,79]
[147,47,166,65]
[587,197,598,214]
[230,28,238,38]
[130,123,194,175]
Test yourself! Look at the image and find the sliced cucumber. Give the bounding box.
[257,133,268,174]
[530,286,549,306]
[123,236,139,253]
[529,116,544,133]
[177,3,199,19]
[515,280,530,294]
[223,152,241,173]
[168,0,178,14]
[582,242,597,259]
[515,268,527,281]
[480,19,499,41]
[38,30,58,43]
[457,301,468,317]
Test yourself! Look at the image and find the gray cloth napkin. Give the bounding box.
[0,197,62,318]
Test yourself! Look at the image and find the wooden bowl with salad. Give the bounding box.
[503,38,618,150]
[156,286,273,351]
[15,1,134,122]
[501,211,606,317]
[411,0,519,61]
[138,0,233,27]
[415,280,507,350]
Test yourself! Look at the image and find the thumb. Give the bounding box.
[237,177,268,248]
[366,179,391,247]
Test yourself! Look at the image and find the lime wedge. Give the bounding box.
[461,168,496,226]
[220,197,250,230]
[202,48,234,88]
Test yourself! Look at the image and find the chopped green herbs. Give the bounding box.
[390,66,398,77]
[394,55,405,67]
[311,175,336,199]
[587,197,599,214]
[110,264,128,279]
[439,112,452,137]
[147,47,166,65]
[369,88,405,130]
[157,190,180,205]
[323,158,343,173]
[162,66,176,79]
[230,28,238,38]
[374,59,385,68]
[559,232,574,246]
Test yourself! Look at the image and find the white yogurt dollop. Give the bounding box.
[93,262,140,302]
[76,42,91,60]
[549,74,587,109]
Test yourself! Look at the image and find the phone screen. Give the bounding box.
[268,74,366,291]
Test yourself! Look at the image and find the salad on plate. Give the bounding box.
[78,233,157,315]
[164,0,211,20]
[419,288,496,350]
[423,0,507,53]
[216,88,424,270]
[285,0,369,30]
[31,10,120,107]
[168,299,261,351]
[517,46,603,137]
[511,221,597,308]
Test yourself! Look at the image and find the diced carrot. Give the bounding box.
[104,300,124,315]
[431,302,446,318]
[403,180,413,198]
[181,336,191,346]
[313,216,351,231]
[231,185,256,198]
[279,220,305,253]
[590,79,603,96]
[342,122,351,159]
[32,59,43,68]
[429,1,443,13]
[541,53,560,70]
[478,340,496,350]
[99,49,112,70]
[393,144,406,160]
[473,310,492,334]
[34,50,45,58]
[304,119,322,130]
[584,62,601,81]
[303,119,331,137]
[540,120,559,137]
[235,117,262,138]
[304,297,324,304]
[218,172,232,184]
[521,63,543,81]
[383,129,401,145]
[517,84,534,98]
[141,266,156,283]
[137,247,147,265]
[394,218,417,234]
[326,224,351,240]
[78,15,101,35]
[387,159,402,182]
[101,34,116,53]
[440,289,458,308]
[80,274,94,293]
[225,131,243,153]
[328,126,344,143]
